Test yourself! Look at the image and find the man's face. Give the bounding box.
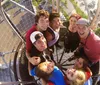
[77,24,89,39]
[34,36,47,51]
[50,17,61,30]
[37,16,49,31]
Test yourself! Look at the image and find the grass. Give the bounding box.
[94,27,100,36]
[32,0,40,7]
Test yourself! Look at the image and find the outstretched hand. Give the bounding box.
[28,56,41,65]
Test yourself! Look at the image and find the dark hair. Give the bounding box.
[35,65,51,82]
[82,58,89,71]
[49,13,60,22]
[77,57,89,71]
[35,10,49,23]
[35,34,43,41]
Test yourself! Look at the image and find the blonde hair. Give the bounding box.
[71,70,86,85]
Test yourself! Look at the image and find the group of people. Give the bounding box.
[25,9,100,85]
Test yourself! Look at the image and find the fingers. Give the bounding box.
[28,56,41,65]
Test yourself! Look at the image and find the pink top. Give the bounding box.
[81,30,100,62]
[25,24,37,53]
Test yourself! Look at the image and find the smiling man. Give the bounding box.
[26,10,49,59]
[76,18,100,85]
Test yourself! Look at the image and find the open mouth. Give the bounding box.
[79,32,84,35]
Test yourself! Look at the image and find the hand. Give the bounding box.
[28,56,41,65]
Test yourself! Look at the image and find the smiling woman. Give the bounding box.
[30,61,66,85]
[65,68,86,85]
[1,0,100,85]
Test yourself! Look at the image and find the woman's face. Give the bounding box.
[74,58,84,68]
[39,61,54,74]
[69,17,78,32]
[65,68,78,81]
[69,17,77,25]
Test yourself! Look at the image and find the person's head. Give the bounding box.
[65,68,86,85]
[69,13,81,25]
[49,13,61,30]
[35,10,49,31]
[30,31,47,52]
[69,13,81,32]
[35,61,54,81]
[76,18,90,39]
[71,70,86,85]
[74,57,88,70]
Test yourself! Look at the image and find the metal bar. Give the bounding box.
[1,7,26,44]
[10,0,36,16]
[0,50,16,56]
[1,0,8,6]
[0,81,35,85]
[1,55,14,75]
[62,63,74,66]
[58,49,65,63]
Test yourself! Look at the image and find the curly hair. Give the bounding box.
[35,10,49,23]
[49,13,60,22]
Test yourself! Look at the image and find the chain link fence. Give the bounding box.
[0,0,35,83]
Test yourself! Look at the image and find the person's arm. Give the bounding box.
[25,29,33,58]
[40,79,54,85]
[27,56,41,66]
[28,61,32,75]
[86,67,92,76]
[85,67,92,80]
[26,50,31,58]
